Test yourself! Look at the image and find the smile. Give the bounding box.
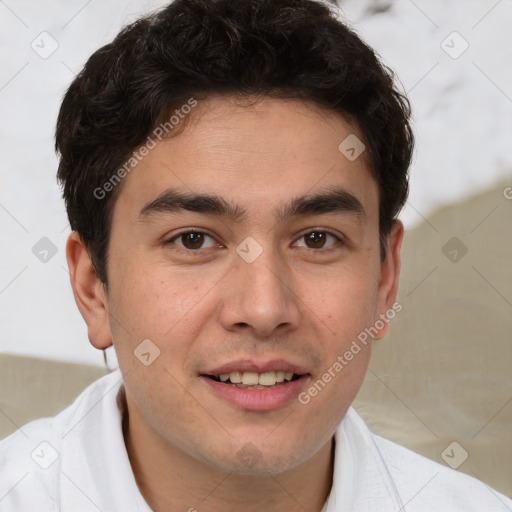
[207,370,300,388]
[200,371,310,411]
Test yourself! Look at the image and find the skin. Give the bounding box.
[66,95,403,512]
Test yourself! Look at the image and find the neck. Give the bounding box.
[122,393,334,512]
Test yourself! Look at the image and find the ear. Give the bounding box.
[373,220,404,339]
[66,231,113,350]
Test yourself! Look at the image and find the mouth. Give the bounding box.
[199,363,310,411]
[203,371,303,389]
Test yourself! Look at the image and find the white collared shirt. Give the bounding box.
[1,370,510,511]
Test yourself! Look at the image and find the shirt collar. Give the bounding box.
[323,407,405,511]
[62,370,403,511]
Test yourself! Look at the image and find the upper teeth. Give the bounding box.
[219,371,294,386]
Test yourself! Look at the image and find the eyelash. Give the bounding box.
[163,229,344,253]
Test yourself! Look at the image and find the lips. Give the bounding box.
[199,359,310,410]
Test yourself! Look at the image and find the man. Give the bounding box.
[0,0,510,510]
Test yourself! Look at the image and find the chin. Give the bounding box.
[200,438,309,476]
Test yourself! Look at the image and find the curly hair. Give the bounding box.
[56,0,414,284]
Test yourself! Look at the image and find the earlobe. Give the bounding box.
[374,220,404,339]
[66,232,113,350]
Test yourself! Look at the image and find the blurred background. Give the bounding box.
[1,0,511,498]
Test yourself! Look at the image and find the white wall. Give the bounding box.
[1,0,511,366]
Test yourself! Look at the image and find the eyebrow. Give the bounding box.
[138,186,366,223]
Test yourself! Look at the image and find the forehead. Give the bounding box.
[114,95,378,222]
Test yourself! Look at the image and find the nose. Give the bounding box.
[219,246,302,339]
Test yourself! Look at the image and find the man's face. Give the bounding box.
[95,96,399,473]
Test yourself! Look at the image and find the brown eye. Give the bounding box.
[166,231,218,251]
[304,231,327,249]
[294,230,341,250]
[181,232,205,249]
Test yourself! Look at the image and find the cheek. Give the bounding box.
[106,257,221,369]
[300,294,374,425]
[110,256,196,324]
[304,262,378,400]
[313,261,380,337]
